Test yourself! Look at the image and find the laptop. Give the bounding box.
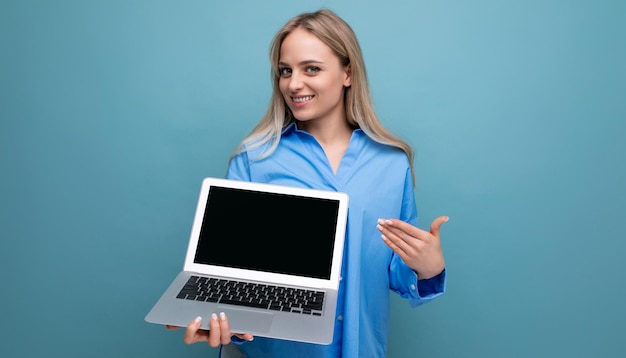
[145,177,349,345]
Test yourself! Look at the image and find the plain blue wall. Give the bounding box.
[2,0,624,357]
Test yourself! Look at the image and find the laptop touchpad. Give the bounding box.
[220,307,274,334]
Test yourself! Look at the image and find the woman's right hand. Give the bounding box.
[165,312,254,347]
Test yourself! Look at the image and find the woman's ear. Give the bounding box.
[343,64,352,87]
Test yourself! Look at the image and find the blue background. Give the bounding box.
[1,0,624,357]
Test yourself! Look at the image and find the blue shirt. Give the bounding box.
[225,123,446,357]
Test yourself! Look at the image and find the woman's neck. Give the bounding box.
[297,116,353,147]
[297,116,353,174]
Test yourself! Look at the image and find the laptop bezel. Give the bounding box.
[182,177,349,290]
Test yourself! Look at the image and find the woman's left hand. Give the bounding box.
[376,216,448,280]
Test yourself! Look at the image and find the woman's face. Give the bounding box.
[278,27,351,125]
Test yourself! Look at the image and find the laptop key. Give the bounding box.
[219,297,270,309]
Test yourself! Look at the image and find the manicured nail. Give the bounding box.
[219,312,226,321]
[445,216,450,222]
[194,316,202,323]
[377,218,385,225]
[376,224,382,231]
[385,219,393,225]
[211,313,218,320]
[381,234,388,241]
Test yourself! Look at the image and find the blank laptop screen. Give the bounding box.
[194,186,341,280]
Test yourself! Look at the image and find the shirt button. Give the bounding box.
[337,315,343,321]
[410,284,416,291]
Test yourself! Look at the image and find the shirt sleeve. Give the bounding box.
[225,152,252,181]
[388,166,447,307]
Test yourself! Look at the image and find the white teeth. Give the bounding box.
[292,96,313,103]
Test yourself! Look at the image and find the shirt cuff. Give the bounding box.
[416,268,446,298]
[230,336,247,345]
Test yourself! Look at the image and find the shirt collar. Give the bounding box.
[281,122,364,136]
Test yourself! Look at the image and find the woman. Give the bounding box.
[169,8,448,357]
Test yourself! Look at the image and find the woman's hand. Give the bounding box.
[376,216,448,279]
[165,312,254,347]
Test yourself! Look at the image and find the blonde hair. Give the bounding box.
[230,9,415,184]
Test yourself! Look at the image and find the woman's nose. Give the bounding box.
[288,72,304,91]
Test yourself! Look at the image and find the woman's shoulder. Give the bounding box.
[357,130,411,160]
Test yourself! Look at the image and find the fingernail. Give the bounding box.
[194,316,202,323]
[211,313,218,320]
[385,219,393,225]
[376,224,382,231]
[219,312,226,321]
[445,216,450,222]
[381,234,387,241]
[377,218,385,225]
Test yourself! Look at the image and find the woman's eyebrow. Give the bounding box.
[278,59,324,67]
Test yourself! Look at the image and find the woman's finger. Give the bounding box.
[218,312,233,345]
[183,316,204,344]
[234,333,255,341]
[208,313,221,347]
[377,219,414,255]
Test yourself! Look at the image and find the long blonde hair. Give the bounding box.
[229,9,415,184]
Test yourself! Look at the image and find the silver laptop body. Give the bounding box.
[145,177,349,345]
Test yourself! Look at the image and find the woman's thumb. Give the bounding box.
[430,216,449,238]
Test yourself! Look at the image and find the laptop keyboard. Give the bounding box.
[176,275,325,316]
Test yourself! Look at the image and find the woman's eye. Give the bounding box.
[279,67,291,76]
[306,66,321,73]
